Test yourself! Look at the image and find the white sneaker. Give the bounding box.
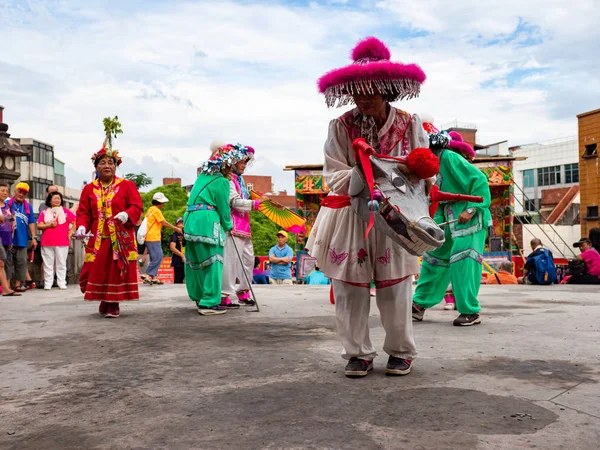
[443,303,456,310]
[44,287,51,291]
[58,286,68,290]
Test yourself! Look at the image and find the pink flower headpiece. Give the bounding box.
[92,146,122,166]
[318,36,426,108]
[447,132,476,161]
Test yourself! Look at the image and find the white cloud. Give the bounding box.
[1,0,599,195]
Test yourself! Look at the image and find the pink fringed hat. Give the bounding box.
[318,36,426,108]
[447,132,476,161]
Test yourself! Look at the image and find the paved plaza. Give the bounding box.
[1,283,599,449]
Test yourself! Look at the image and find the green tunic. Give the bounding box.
[413,150,492,315]
[183,173,233,307]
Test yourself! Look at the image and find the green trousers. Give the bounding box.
[413,228,486,315]
[184,242,224,308]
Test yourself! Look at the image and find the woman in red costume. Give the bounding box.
[75,146,143,318]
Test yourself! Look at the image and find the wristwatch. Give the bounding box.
[466,207,476,215]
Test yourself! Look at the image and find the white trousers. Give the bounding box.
[333,278,417,361]
[41,246,69,288]
[222,234,254,296]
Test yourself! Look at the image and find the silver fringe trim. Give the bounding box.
[324,79,421,108]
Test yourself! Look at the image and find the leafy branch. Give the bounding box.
[103,116,123,149]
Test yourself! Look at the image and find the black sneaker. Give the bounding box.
[412,303,425,321]
[453,313,481,326]
[385,356,412,376]
[197,305,227,316]
[239,299,256,306]
[344,357,373,378]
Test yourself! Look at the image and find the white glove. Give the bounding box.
[114,212,129,224]
[73,226,87,238]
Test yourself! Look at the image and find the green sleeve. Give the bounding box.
[446,151,491,212]
[213,177,233,232]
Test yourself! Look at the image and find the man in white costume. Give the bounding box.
[306,36,430,378]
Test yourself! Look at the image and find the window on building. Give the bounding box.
[537,166,561,186]
[564,163,579,184]
[523,169,535,188]
[587,206,599,219]
[525,199,539,212]
[247,183,254,192]
[585,143,597,157]
[54,174,66,187]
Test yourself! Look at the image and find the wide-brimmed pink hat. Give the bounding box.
[318,36,426,108]
[447,132,476,161]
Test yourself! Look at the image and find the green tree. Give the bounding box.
[141,183,188,254]
[125,172,153,190]
[250,211,296,256]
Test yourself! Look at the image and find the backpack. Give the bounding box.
[529,249,557,285]
[136,217,149,244]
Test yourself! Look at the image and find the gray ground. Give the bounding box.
[1,283,599,450]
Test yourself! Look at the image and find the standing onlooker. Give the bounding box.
[142,192,181,285]
[169,217,186,284]
[0,183,20,296]
[37,191,76,290]
[268,231,294,285]
[7,182,37,292]
[38,185,59,214]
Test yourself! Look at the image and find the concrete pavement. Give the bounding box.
[1,283,600,449]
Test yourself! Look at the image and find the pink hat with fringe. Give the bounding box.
[318,36,426,108]
[447,132,476,161]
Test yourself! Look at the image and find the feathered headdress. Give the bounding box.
[318,36,426,108]
[200,142,255,175]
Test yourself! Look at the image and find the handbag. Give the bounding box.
[568,259,586,276]
[136,217,149,244]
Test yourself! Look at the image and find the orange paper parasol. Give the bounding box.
[250,191,306,234]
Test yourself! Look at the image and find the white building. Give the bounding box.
[16,138,81,213]
[510,137,579,215]
[15,138,56,212]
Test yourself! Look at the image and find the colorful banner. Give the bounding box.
[137,257,174,284]
[295,170,329,194]
[476,162,513,186]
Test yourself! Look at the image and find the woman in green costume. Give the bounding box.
[412,130,491,326]
[184,141,247,315]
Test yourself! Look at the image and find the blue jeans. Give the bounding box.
[145,241,163,277]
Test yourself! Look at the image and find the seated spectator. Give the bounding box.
[305,267,331,285]
[488,261,518,285]
[518,238,557,285]
[252,257,269,284]
[568,238,600,284]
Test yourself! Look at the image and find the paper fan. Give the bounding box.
[250,190,306,234]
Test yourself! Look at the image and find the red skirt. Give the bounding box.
[79,238,139,302]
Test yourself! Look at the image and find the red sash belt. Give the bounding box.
[320,196,351,209]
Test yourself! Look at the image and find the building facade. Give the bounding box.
[577,108,600,237]
[15,138,56,212]
[511,137,579,218]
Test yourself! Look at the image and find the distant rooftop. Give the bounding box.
[440,120,477,131]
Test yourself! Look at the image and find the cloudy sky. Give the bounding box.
[2,0,599,193]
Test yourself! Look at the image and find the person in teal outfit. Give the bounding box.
[412,131,491,326]
[184,141,249,315]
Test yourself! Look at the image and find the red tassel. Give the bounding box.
[352,138,376,240]
[406,148,440,180]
